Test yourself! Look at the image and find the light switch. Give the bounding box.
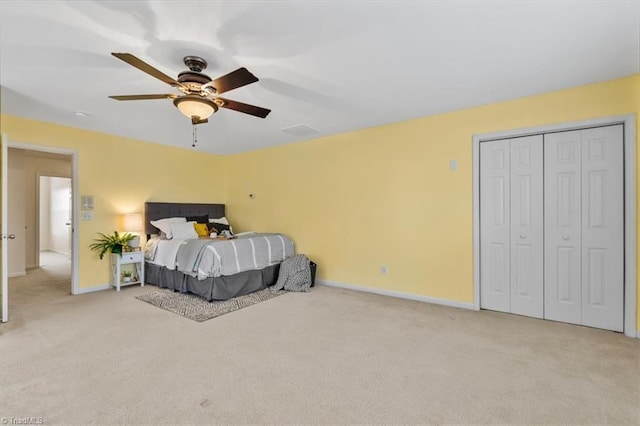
[81,211,93,221]
[449,160,458,171]
[81,195,94,210]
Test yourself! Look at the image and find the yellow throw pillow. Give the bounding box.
[194,223,209,237]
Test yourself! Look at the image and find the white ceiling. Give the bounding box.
[1,1,638,155]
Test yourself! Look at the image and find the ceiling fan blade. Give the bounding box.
[217,98,271,118]
[109,94,176,101]
[209,67,259,94]
[111,53,181,87]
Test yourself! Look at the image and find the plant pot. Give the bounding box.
[123,277,132,283]
[112,244,123,256]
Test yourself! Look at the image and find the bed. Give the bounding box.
[143,202,294,301]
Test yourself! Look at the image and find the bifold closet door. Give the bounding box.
[509,136,543,318]
[480,139,510,313]
[480,136,543,317]
[544,125,624,331]
[544,130,583,325]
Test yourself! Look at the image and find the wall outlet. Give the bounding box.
[81,211,93,221]
[380,265,388,275]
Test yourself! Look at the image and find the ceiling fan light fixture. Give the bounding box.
[173,96,218,120]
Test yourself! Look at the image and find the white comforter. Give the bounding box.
[144,237,184,270]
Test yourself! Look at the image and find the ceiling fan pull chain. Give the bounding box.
[192,124,197,148]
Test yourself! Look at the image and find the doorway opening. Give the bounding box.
[4,143,78,323]
[38,175,72,273]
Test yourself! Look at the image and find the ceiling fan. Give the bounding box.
[109,53,271,125]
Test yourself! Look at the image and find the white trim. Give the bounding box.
[8,272,26,278]
[2,134,8,322]
[473,132,481,311]
[74,284,110,294]
[317,279,475,310]
[623,118,637,338]
[473,114,637,338]
[43,249,71,257]
[6,141,80,296]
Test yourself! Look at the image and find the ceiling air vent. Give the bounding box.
[281,124,320,137]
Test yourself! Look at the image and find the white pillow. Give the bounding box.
[170,221,198,240]
[209,216,230,225]
[150,217,185,239]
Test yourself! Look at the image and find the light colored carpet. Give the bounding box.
[136,288,286,322]
[1,261,639,425]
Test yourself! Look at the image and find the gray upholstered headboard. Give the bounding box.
[145,202,225,236]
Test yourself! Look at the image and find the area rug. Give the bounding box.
[136,287,286,322]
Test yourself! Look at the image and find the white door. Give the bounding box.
[580,126,624,331]
[480,139,510,312]
[1,135,8,322]
[544,130,583,325]
[544,125,624,331]
[510,135,544,318]
[481,136,544,318]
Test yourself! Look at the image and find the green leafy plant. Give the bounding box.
[89,231,136,260]
[122,270,133,278]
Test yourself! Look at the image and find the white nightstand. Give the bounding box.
[110,251,145,292]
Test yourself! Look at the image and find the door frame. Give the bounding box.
[472,114,637,338]
[5,140,79,296]
[2,135,8,322]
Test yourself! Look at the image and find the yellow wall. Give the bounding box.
[1,74,638,329]
[224,74,640,327]
[0,116,226,289]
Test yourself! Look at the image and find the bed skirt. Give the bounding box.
[145,262,281,301]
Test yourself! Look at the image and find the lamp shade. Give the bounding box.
[173,96,218,120]
[123,213,143,248]
[123,213,143,232]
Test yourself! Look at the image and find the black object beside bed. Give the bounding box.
[144,202,281,301]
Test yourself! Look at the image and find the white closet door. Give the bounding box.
[544,131,583,325]
[581,125,624,331]
[510,135,544,318]
[480,139,510,313]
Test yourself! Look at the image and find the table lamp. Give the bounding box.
[123,213,143,248]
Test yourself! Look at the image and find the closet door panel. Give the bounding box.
[581,125,624,331]
[544,131,582,325]
[480,140,510,313]
[510,135,543,318]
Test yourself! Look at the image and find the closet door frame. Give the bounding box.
[472,114,637,338]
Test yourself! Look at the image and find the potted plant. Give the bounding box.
[89,231,136,260]
[122,270,134,283]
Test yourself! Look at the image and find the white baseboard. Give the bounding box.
[8,272,26,278]
[73,284,110,295]
[316,279,474,310]
[317,280,640,338]
[41,249,70,256]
